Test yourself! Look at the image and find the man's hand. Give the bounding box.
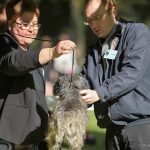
[80,89,100,104]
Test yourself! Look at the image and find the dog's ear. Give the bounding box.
[71,75,85,90]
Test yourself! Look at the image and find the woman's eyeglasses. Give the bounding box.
[14,22,41,30]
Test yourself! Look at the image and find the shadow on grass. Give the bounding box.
[84,130,105,150]
[83,110,106,150]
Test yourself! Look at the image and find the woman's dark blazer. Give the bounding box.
[0,32,49,144]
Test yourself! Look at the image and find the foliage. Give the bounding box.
[118,0,150,26]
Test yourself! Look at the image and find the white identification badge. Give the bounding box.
[103,49,118,60]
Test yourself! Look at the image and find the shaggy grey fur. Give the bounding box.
[45,75,88,150]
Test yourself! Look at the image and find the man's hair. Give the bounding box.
[84,0,117,10]
[6,0,39,22]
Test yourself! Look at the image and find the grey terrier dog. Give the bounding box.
[45,75,89,150]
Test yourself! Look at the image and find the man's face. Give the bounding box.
[84,0,117,38]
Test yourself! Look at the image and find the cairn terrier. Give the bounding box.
[46,75,88,150]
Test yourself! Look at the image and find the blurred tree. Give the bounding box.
[70,0,86,64]
[39,0,71,39]
[118,0,150,26]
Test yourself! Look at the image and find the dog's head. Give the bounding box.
[53,74,85,97]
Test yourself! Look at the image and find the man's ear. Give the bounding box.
[111,5,117,18]
[106,1,117,17]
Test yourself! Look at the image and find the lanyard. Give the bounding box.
[99,22,126,79]
[100,22,118,56]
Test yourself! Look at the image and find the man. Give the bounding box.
[80,0,150,149]
[0,0,76,150]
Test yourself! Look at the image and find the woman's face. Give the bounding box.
[9,11,40,49]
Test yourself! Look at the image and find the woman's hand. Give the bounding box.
[39,40,76,65]
[53,40,76,58]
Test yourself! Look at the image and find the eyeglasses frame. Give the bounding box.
[14,22,41,30]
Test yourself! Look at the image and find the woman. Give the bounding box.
[0,0,76,150]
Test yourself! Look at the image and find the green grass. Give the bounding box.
[84,110,106,150]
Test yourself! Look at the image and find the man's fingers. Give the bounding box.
[80,89,89,95]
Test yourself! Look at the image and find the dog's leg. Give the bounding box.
[52,119,64,150]
[68,134,84,150]
[65,124,85,150]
